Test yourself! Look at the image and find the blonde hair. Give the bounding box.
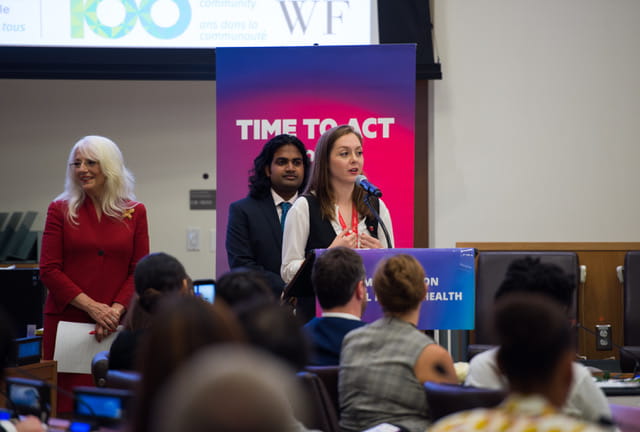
[56,135,136,224]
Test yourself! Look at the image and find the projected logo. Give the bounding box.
[71,0,191,39]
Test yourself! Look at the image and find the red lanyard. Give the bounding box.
[338,205,359,236]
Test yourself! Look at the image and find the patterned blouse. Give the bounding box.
[428,394,608,432]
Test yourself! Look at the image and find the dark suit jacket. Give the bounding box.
[226,194,285,296]
[304,317,366,365]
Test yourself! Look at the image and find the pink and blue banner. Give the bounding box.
[216,45,416,275]
[317,248,476,330]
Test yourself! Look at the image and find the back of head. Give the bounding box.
[373,254,426,315]
[495,293,573,391]
[152,345,309,432]
[135,252,188,314]
[312,247,365,309]
[494,257,575,309]
[132,295,245,432]
[235,302,310,370]
[216,268,274,307]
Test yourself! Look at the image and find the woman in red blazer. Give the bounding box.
[40,135,149,413]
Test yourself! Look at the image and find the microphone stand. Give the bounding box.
[363,194,393,249]
[575,323,640,377]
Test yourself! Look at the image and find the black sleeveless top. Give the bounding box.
[302,194,379,256]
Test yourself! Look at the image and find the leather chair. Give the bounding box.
[622,251,640,373]
[472,251,579,347]
[91,350,141,390]
[424,382,507,422]
[105,369,141,390]
[304,365,340,415]
[296,371,340,432]
[91,350,110,387]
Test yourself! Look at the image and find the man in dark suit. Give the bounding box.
[304,247,367,365]
[226,134,310,297]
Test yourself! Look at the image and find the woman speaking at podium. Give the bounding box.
[40,135,149,413]
[280,124,394,283]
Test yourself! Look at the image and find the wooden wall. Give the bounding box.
[456,242,640,360]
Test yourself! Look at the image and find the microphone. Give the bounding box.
[355,175,382,198]
[574,323,640,377]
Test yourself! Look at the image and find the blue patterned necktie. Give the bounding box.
[280,202,292,231]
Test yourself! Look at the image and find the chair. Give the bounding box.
[91,350,110,387]
[296,371,340,432]
[622,252,640,373]
[472,251,579,346]
[424,382,507,422]
[90,350,141,390]
[104,369,141,390]
[304,365,340,415]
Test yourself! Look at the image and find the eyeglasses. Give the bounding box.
[69,159,99,168]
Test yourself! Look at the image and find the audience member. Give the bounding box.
[304,247,367,365]
[339,254,457,432]
[465,257,612,424]
[226,134,310,296]
[108,252,192,370]
[151,345,311,432]
[129,295,245,432]
[430,294,606,432]
[216,268,274,307]
[235,301,310,371]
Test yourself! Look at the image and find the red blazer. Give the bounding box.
[40,199,150,317]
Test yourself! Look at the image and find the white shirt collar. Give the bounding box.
[321,312,361,321]
[271,189,297,207]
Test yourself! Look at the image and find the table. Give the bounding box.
[2,360,57,418]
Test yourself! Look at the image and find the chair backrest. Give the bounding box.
[304,365,340,415]
[91,350,110,387]
[105,370,141,390]
[424,382,507,422]
[624,251,640,346]
[474,251,579,345]
[296,371,340,432]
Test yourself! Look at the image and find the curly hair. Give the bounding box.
[248,134,310,199]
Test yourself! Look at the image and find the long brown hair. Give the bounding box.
[130,295,245,432]
[304,125,372,221]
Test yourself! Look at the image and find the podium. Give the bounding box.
[283,248,476,330]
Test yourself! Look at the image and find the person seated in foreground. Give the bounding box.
[109,252,192,370]
[304,247,367,365]
[430,294,608,432]
[215,267,275,307]
[235,301,310,371]
[339,254,458,432]
[128,295,245,432]
[151,345,312,432]
[465,257,612,424]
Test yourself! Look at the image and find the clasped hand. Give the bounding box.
[329,229,383,249]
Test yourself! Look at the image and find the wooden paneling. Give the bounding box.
[3,360,57,418]
[456,242,640,360]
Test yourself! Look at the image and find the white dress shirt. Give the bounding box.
[280,195,394,283]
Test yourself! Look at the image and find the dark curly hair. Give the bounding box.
[494,257,575,309]
[248,134,310,199]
